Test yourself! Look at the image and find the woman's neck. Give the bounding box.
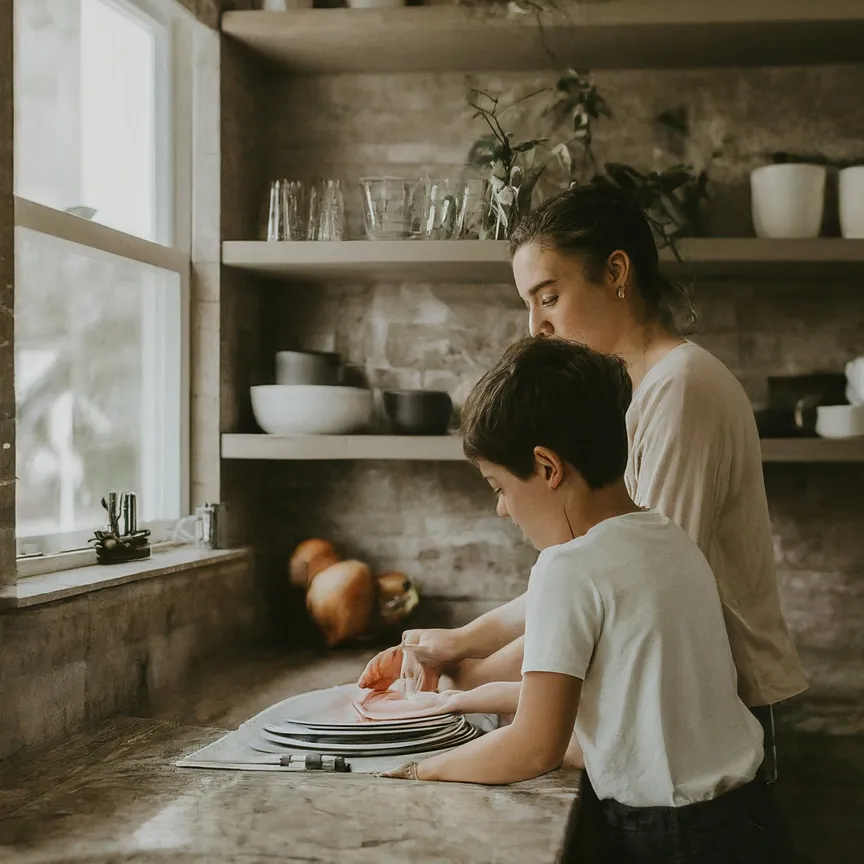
[611,321,685,391]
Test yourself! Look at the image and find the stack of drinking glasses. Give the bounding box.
[266,179,344,241]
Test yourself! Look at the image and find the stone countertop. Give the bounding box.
[0,649,581,864]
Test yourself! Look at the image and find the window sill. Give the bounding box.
[0,547,249,610]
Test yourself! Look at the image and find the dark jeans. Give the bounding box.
[570,774,794,864]
[557,706,792,864]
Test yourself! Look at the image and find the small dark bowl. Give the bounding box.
[382,390,453,436]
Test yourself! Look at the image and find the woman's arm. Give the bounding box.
[446,681,522,716]
[415,671,581,785]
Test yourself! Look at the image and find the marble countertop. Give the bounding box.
[0,649,581,863]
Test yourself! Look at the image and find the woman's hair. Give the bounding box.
[461,336,632,488]
[509,185,697,336]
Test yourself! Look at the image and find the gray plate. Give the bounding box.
[255,719,480,756]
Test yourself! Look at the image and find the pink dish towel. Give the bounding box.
[352,688,450,722]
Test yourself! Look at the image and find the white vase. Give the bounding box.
[839,166,864,239]
[750,164,826,239]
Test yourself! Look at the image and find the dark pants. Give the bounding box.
[557,706,792,864]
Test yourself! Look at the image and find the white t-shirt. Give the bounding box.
[521,510,764,808]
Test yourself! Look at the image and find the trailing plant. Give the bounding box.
[590,163,709,253]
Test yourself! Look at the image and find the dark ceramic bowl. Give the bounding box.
[382,390,453,436]
[275,350,341,386]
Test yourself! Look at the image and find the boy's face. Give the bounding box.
[476,455,567,551]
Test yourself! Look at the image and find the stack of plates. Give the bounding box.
[253,713,481,758]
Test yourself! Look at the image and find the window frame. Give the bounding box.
[12,0,194,576]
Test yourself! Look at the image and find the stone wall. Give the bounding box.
[220,62,864,722]
[0,553,264,760]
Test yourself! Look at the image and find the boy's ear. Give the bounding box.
[533,446,564,489]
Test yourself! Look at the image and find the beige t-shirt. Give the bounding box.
[625,341,808,707]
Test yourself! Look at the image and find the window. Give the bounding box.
[13,0,192,562]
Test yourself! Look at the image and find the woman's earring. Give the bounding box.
[616,285,626,299]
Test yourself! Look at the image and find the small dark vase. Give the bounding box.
[382,390,453,436]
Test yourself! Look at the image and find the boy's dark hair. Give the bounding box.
[509,184,696,336]
[461,337,632,489]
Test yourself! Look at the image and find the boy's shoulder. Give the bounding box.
[535,511,705,589]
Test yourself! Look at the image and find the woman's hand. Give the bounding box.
[358,628,465,691]
[401,628,465,666]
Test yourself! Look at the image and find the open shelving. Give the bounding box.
[222,238,864,284]
[222,2,864,74]
[222,434,864,464]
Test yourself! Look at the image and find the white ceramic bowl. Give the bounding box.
[750,164,826,238]
[815,404,864,439]
[251,385,373,435]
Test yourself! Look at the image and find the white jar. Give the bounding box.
[815,404,864,439]
[839,166,864,239]
[750,164,826,239]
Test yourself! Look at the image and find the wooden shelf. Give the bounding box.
[758,438,864,463]
[222,434,864,463]
[222,433,464,461]
[222,3,864,73]
[222,239,864,284]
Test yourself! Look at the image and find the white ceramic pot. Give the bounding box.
[251,384,373,435]
[347,0,405,8]
[750,164,826,238]
[839,166,864,239]
[815,404,864,439]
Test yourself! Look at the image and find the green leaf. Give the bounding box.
[512,137,548,153]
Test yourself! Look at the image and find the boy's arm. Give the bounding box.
[414,672,581,785]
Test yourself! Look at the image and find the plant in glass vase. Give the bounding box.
[465,70,609,239]
[466,87,549,240]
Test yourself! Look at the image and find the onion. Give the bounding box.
[306,560,376,648]
[289,538,341,591]
[376,570,419,627]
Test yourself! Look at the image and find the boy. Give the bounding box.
[375,337,791,863]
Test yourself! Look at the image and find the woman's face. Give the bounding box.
[512,241,627,355]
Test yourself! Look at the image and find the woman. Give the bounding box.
[360,184,807,771]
